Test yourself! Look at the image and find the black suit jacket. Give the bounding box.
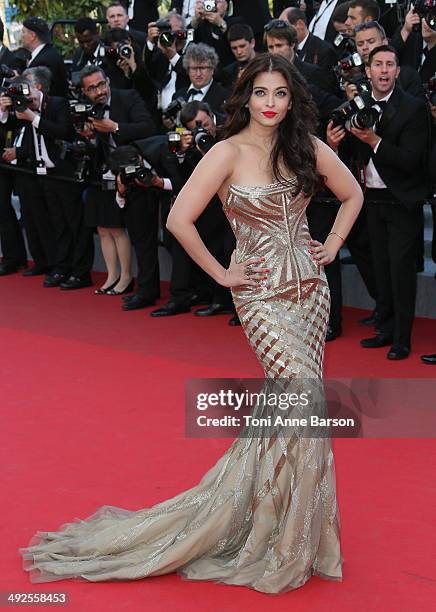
[311,0,349,46]
[0,45,24,72]
[294,56,336,94]
[339,86,430,208]
[143,43,190,92]
[233,0,272,34]
[174,80,229,115]
[299,32,337,71]
[391,29,436,84]
[129,0,159,32]
[273,0,315,21]
[26,45,69,99]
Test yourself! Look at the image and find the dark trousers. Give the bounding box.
[365,189,421,348]
[307,199,377,329]
[169,200,233,306]
[0,170,27,266]
[43,178,94,277]
[123,188,160,299]
[15,173,56,269]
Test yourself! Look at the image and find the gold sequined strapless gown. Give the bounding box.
[20,180,342,594]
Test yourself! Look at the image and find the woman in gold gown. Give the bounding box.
[20,54,363,594]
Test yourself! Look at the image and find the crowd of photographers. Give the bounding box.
[0,0,435,361]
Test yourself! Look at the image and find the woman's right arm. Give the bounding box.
[167,140,265,288]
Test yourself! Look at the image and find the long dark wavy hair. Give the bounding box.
[220,54,324,196]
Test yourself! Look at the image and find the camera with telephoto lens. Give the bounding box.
[162,97,186,122]
[104,42,133,61]
[414,0,436,30]
[159,29,193,47]
[333,34,356,55]
[204,0,217,11]
[330,93,383,131]
[190,120,216,154]
[0,82,33,112]
[70,101,106,131]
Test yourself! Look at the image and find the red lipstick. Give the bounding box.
[262,111,277,118]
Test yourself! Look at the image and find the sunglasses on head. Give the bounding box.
[264,19,289,32]
[354,20,379,33]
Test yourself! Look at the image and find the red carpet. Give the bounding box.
[1,272,435,611]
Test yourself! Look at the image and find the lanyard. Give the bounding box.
[310,0,337,32]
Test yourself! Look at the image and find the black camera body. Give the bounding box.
[204,0,217,11]
[119,162,153,187]
[162,97,186,122]
[334,52,364,80]
[0,82,33,112]
[190,120,215,154]
[346,73,372,96]
[0,64,16,80]
[70,101,106,130]
[414,0,436,30]
[104,42,132,61]
[331,93,383,131]
[333,34,356,56]
[159,29,192,48]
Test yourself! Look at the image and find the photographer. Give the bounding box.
[350,21,426,98]
[151,100,237,323]
[391,4,436,84]
[0,18,27,276]
[191,1,245,67]
[21,17,69,99]
[173,43,229,115]
[144,12,191,114]
[0,70,94,288]
[328,45,430,359]
[218,23,257,88]
[79,65,157,305]
[71,17,104,74]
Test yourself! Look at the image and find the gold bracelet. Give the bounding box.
[327,231,345,242]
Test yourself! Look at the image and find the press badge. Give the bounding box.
[36,160,47,175]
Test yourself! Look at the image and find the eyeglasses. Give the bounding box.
[188,65,214,72]
[354,20,380,33]
[264,19,289,32]
[84,79,108,94]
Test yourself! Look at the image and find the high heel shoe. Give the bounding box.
[107,278,135,296]
[94,277,120,295]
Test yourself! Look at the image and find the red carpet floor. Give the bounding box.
[1,272,435,611]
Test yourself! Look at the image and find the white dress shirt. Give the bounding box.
[365,90,394,189]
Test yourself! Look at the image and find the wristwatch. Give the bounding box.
[113,123,120,134]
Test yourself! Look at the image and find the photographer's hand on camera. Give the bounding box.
[147,22,160,44]
[91,117,119,134]
[0,95,13,113]
[349,125,381,148]
[344,81,359,101]
[180,131,193,152]
[14,108,37,122]
[117,47,137,77]
[2,147,16,163]
[157,37,178,60]
[401,6,421,42]
[327,120,346,152]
